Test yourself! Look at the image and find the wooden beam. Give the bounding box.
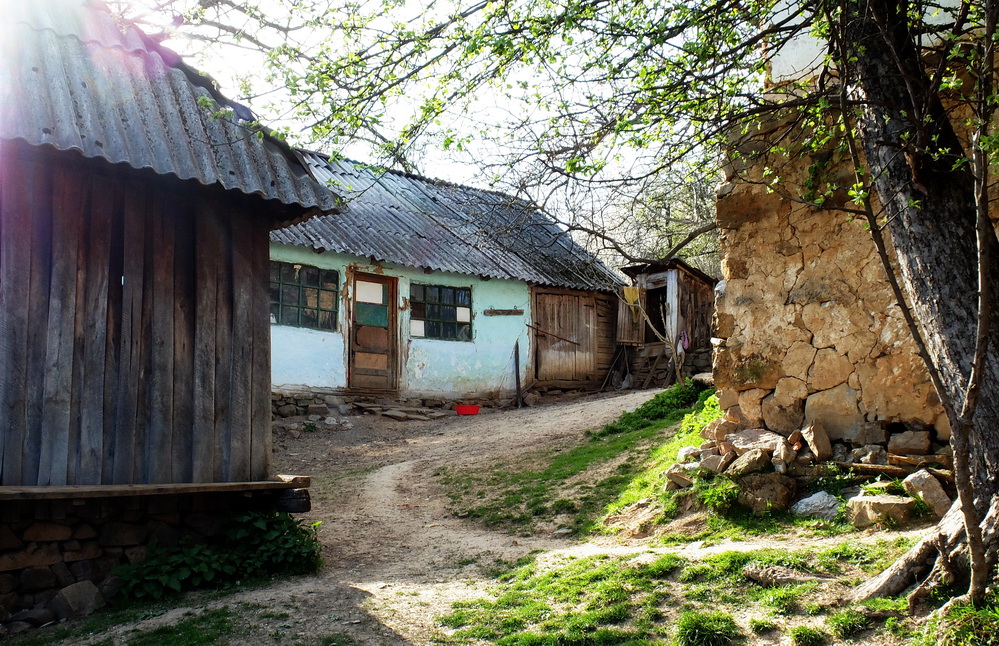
[0,475,311,501]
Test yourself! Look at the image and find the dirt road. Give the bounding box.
[206,390,661,644]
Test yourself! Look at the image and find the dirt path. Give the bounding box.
[228,390,665,644]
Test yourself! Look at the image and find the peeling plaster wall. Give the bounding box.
[713,169,949,442]
[269,243,532,398]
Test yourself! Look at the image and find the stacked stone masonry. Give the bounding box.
[0,492,292,636]
[713,152,953,456]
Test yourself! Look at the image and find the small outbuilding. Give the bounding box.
[612,259,717,388]
[0,0,336,620]
[269,151,624,402]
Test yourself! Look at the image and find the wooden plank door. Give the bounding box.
[348,273,398,390]
[534,291,597,382]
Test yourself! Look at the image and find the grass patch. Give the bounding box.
[825,608,870,638]
[124,608,234,646]
[436,552,685,643]
[439,381,711,535]
[674,610,742,646]
[787,625,828,646]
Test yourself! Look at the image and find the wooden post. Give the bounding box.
[514,340,523,408]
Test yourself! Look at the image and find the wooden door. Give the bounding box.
[348,273,398,390]
[534,290,597,382]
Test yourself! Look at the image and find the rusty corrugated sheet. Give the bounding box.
[271,152,623,291]
[0,0,338,213]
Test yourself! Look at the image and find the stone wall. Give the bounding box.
[713,149,949,447]
[0,491,299,636]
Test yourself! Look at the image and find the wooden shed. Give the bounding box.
[0,1,337,490]
[614,259,717,387]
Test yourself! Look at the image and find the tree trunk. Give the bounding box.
[842,0,999,600]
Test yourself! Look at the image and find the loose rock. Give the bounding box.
[726,448,771,476]
[737,473,797,513]
[790,491,841,521]
[902,469,952,519]
[846,494,915,528]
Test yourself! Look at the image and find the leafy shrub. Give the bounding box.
[788,626,828,646]
[674,610,742,646]
[116,512,322,599]
[825,608,870,638]
[693,475,740,513]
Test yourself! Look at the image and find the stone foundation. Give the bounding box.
[0,489,302,636]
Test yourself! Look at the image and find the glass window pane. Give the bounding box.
[280,307,299,326]
[443,322,456,339]
[426,321,442,338]
[319,310,336,330]
[269,283,280,304]
[300,266,319,286]
[303,287,319,308]
[319,290,337,310]
[457,324,472,341]
[281,284,299,306]
[321,270,338,290]
[301,308,319,328]
[356,302,389,327]
[411,284,424,302]
[411,302,425,319]
[441,305,456,322]
[456,289,471,306]
[442,288,455,304]
[270,262,281,282]
[427,304,440,320]
[270,302,280,324]
[426,286,439,303]
[281,263,299,283]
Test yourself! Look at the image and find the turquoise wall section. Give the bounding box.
[270,243,533,398]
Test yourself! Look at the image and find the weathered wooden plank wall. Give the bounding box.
[533,288,616,386]
[0,145,274,486]
[677,268,715,350]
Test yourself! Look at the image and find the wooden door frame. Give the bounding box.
[346,269,399,392]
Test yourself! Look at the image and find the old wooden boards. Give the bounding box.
[347,272,398,390]
[0,145,273,486]
[532,287,616,386]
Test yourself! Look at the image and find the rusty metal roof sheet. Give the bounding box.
[0,0,338,214]
[271,152,623,291]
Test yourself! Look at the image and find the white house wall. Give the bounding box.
[270,243,534,398]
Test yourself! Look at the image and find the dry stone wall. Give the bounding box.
[713,152,950,451]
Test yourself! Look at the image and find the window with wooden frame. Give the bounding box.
[410,284,472,341]
[269,261,339,331]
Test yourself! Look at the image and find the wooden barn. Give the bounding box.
[613,259,717,387]
[0,0,337,619]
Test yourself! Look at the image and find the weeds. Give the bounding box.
[787,625,828,646]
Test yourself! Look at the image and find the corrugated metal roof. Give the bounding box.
[0,0,338,214]
[271,152,624,291]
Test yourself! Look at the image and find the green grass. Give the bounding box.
[436,552,684,643]
[124,608,234,646]
[674,610,742,646]
[788,626,828,646]
[825,608,870,638]
[438,381,712,535]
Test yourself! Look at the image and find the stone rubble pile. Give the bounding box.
[666,417,954,527]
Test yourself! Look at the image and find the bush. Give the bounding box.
[593,380,708,437]
[674,610,742,646]
[116,511,322,599]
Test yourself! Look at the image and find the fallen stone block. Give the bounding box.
[677,446,701,463]
[888,430,931,455]
[701,451,737,474]
[903,469,952,519]
[790,491,841,521]
[846,494,915,528]
[737,473,797,514]
[800,422,833,461]
[665,463,699,488]
[725,428,786,456]
[726,448,771,476]
[50,581,106,621]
